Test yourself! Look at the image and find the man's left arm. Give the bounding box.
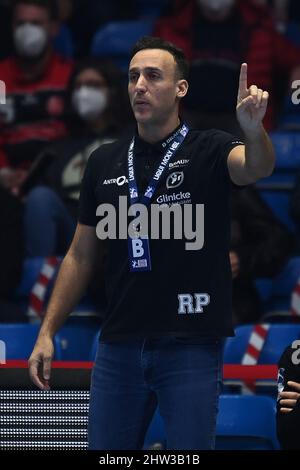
[227,63,276,186]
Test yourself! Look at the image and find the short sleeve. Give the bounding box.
[78,151,98,226]
[211,129,244,183]
[215,129,244,161]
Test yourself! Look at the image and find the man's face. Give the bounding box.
[128,49,185,126]
[13,3,53,36]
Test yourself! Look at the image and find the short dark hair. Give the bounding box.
[131,36,189,80]
[12,0,58,20]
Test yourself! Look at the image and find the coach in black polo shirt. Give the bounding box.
[29,36,275,450]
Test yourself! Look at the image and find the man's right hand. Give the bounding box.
[28,336,54,390]
[279,381,300,413]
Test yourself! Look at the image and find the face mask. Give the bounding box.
[14,23,48,58]
[72,86,108,120]
[197,0,234,12]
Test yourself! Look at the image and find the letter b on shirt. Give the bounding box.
[132,239,144,258]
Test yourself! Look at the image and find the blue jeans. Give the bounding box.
[89,336,224,450]
[24,186,76,257]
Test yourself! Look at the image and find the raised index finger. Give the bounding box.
[238,63,248,97]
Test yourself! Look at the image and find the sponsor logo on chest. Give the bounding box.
[168,158,190,169]
[102,175,128,186]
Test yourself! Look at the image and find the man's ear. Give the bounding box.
[176,79,189,99]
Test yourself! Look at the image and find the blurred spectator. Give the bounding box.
[277,343,300,449]
[0,0,73,195]
[23,58,132,257]
[22,57,132,320]
[230,185,292,325]
[263,1,300,32]
[0,185,25,322]
[252,1,290,32]
[154,0,300,133]
[270,0,289,32]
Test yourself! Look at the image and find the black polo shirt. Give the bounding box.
[78,127,244,341]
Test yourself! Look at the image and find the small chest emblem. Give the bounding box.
[166,171,184,189]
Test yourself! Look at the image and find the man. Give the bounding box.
[0,0,73,194]
[29,36,275,450]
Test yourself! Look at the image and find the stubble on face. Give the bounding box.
[128,49,179,126]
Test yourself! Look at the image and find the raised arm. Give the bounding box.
[28,223,104,390]
[227,63,275,185]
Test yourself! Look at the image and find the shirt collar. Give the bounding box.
[134,121,182,157]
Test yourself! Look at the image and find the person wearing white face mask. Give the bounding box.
[72,86,108,122]
[14,21,49,59]
[23,58,133,259]
[12,0,58,65]
[0,0,73,196]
